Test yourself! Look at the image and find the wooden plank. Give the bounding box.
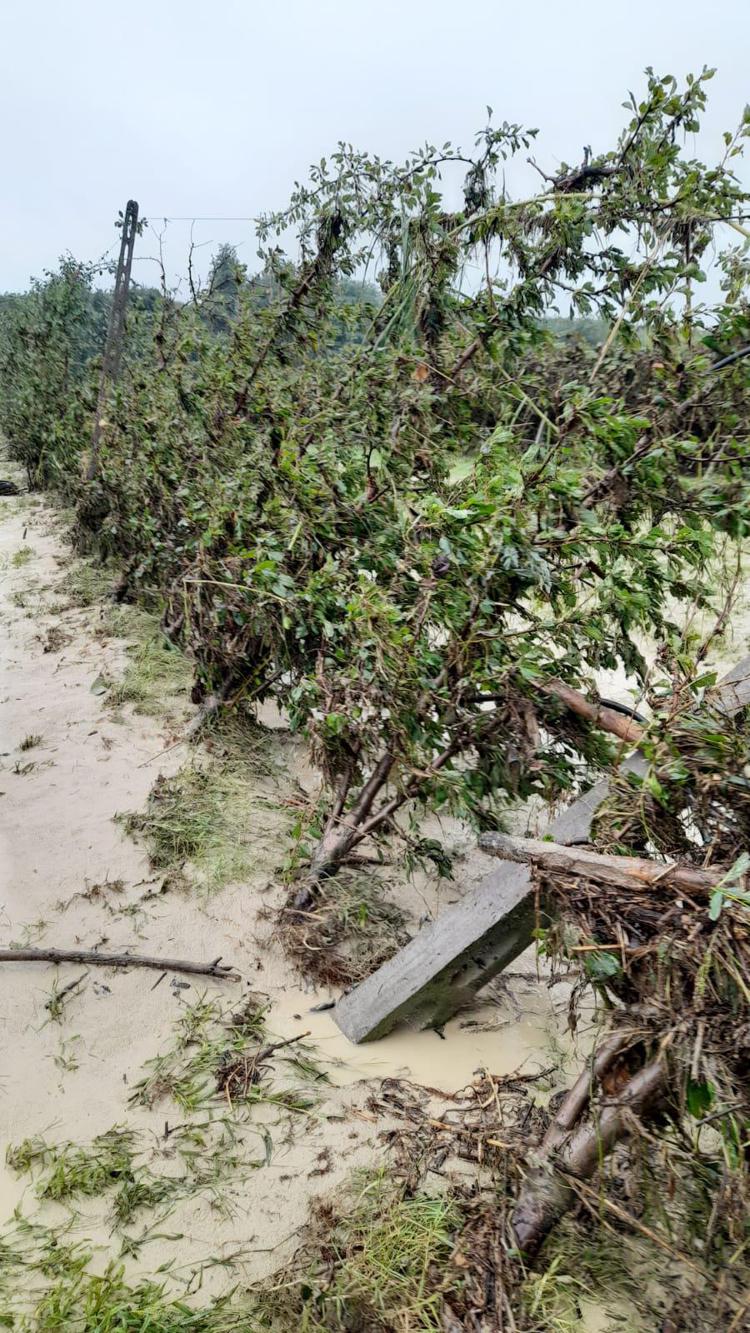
[334,656,750,1043]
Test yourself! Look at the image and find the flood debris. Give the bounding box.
[334,655,750,1042]
[2,62,750,1332]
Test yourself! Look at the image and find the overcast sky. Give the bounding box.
[1,0,748,292]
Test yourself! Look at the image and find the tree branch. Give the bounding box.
[0,947,240,980]
[512,1055,666,1254]
[477,832,729,898]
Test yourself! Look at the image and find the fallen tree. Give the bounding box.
[2,67,750,1327]
[506,676,750,1263]
[512,1041,667,1254]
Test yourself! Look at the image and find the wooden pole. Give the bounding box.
[86,199,139,480]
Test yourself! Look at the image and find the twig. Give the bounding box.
[45,970,89,1012]
[256,1030,312,1062]
[0,947,240,981]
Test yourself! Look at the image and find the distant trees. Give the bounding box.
[203,243,243,333]
[543,314,609,344]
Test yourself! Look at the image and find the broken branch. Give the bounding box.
[478,832,729,899]
[0,947,240,981]
[543,678,645,743]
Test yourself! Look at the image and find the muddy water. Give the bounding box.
[271,962,585,1094]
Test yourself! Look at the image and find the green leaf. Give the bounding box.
[584,951,621,981]
[718,851,750,887]
[686,1078,714,1118]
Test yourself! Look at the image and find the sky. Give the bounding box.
[1,0,748,292]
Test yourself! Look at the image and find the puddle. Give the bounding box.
[270,950,588,1095]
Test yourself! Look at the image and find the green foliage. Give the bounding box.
[0,259,106,486]
[6,1129,136,1201]
[0,1214,255,1329]
[583,950,622,982]
[128,992,320,1114]
[3,71,750,891]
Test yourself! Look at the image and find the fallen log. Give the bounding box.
[538,1030,634,1155]
[512,1054,666,1254]
[0,947,240,981]
[477,832,728,898]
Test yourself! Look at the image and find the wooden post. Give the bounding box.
[333,656,750,1042]
[86,199,139,480]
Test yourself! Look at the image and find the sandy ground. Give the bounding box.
[0,480,585,1303]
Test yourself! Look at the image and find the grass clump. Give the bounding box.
[278,868,410,987]
[256,1168,651,1332]
[6,1128,136,1202]
[19,732,43,750]
[59,557,114,607]
[106,613,192,718]
[0,1213,250,1330]
[11,544,34,567]
[130,993,321,1114]
[4,1120,250,1238]
[123,717,281,892]
[522,1256,625,1332]
[255,1171,461,1332]
[124,767,255,891]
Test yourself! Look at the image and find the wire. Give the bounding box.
[145,216,257,223]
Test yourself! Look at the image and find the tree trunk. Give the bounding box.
[512,1055,666,1254]
[292,752,395,905]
